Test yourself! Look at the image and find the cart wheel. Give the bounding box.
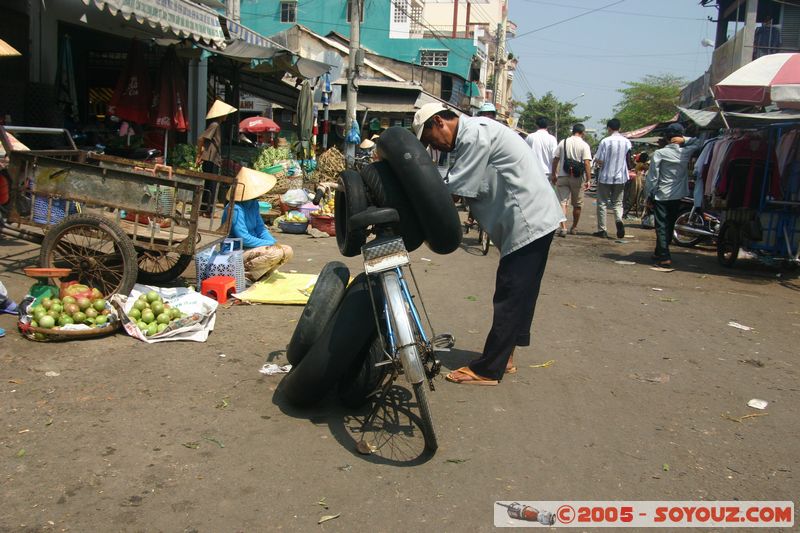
[136,249,193,285]
[717,222,740,268]
[39,213,138,296]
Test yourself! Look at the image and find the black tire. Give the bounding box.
[337,333,389,409]
[335,169,369,257]
[39,213,138,296]
[717,222,740,268]
[359,162,425,252]
[479,228,490,255]
[281,273,377,407]
[413,381,438,452]
[376,127,462,254]
[135,249,193,284]
[286,261,350,366]
[672,209,704,247]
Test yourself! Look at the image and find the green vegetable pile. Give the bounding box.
[252,146,291,170]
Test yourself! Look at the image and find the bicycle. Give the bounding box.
[463,213,490,255]
[348,205,454,452]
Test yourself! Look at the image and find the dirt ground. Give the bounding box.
[1,201,798,532]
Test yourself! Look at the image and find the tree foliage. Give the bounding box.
[611,74,684,132]
[515,91,588,140]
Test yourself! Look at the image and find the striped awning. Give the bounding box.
[224,19,272,49]
[81,0,226,46]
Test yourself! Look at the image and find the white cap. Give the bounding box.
[412,102,448,139]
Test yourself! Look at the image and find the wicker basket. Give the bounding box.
[18,316,120,342]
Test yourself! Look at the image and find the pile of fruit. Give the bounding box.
[275,210,308,225]
[29,291,112,330]
[311,195,335,217]
[128,290,186,337]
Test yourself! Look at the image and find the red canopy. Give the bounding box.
[151,47,188,132]
[108,39,151,124]
[239,116,280,133]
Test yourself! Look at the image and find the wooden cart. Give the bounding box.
[0,126,237,296]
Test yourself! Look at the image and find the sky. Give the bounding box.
[506,0,717,131]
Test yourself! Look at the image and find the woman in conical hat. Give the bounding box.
[221,167,293,281]
[197,99,237,213]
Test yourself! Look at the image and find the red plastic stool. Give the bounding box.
[201,276,237,304]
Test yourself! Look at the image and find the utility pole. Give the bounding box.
[345,0,361,167]
[492,22,500,107]
[495,1,508,114]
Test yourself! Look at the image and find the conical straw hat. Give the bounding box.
[206,99,237,119]
[0,39,21,57]
[359,138,375,149]
[228,167,277,202]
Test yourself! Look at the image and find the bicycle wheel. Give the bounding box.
[717,222,740,268]
[672,210,704,247]
[413,381,438,452]
[478,228,490,255]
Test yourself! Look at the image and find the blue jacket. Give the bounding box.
[221,199,276,248]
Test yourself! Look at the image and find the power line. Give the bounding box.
[518,0,706,21]
[512,0,626,39]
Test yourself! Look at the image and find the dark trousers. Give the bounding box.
[469,231,555,381]
[201,161,221,211]
[653,199,682,260]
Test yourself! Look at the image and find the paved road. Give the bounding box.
[1,205,798,531]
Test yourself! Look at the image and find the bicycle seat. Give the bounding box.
[350,206,399,230]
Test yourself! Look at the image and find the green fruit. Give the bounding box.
[46,309,60,318]
[156,312,171,325]
[133,300,147,311]
[85,307,98,319]
[33,309,46,321]
[58,315,74,326]
[94,315,108,326]
[51,298,62,306]
[72,311,87,324]
[50,303,63,315]
[145,291,161,304]
[138,294,148,301]
[62,296,76,305]
[30,320,38,328]
[41,298,53,310]
[128,308,141,320]
[64,303,79,316]
[136,320,147,330]
[156,323,168,333]
[146,323,158,336]
[85,317,95,325]
[33,332,47,341]
[92,299,107,312]
[76,297,91,311]
[169,308,182,319]
[150,301,164,315]
[31,304,45,314]
[141,309,155,324]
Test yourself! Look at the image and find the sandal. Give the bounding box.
[505,366,517,374]
[445,366,499,386]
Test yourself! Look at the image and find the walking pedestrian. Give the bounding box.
[551,123,593,236]
[644,123,701,268]
[413,103,564,385]
[525,117,558,182]
[196,99,237,214]
[593,118,632,239]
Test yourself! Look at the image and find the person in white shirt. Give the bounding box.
[593,118,633,239]
[525,117,557,181]
[551,123,593,236]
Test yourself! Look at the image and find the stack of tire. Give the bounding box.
[281,127,462,408]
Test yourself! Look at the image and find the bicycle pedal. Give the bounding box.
[432,333,455,350]
[428,359,442,378]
